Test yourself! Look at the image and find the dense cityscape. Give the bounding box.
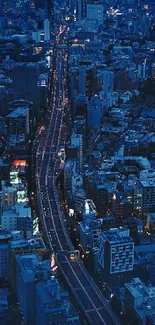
[0,0,155,324]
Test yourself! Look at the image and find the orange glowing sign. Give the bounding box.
[13,160,26,167]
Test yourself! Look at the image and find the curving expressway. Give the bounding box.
[35,48,121,325]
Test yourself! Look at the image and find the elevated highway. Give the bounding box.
[35,48,121,325]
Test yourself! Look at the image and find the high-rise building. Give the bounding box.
[70,133,83,172]
[70,63,96,101]
[0,184,17,210]
[0,288,8,324]
[77,0,103,21]
[90,219,102,251]
[46,0,54,40]
[83,199,97,222]
[98,227,134,276]
[73,95,88,118]
[112,191,133,219]
[38,74,48,118]
[78,63,95,99]
[64,159,77,198]
[12,63,41,114]
[95,184,108,217]
[36,278,67,325]
[77,0,85,20]
[6,107,29,137]
[87,3,104,25]
[80,218,101,255]
[74,188,87,213]
[6,107,30,151]
[0,86,8,116]
[44,19,50,41]
[8,100,34,135]
[90,219,102,272]
[16,253,50,325]
[87,95,105,130]
[146,213,155,232]
[101,70,114,93]
[80,221,91,253]
[73,117,86,138]
[72,174,83,195]
[1,203,32,235]
[124,277,155,324]
[70,67,79,100]
[134,170,155,216]
[9,234,46,293]
[0,233,11,281]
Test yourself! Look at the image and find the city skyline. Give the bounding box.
[0,1,155,325]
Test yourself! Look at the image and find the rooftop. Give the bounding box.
[7,107,29,118]
[10,235,46,251]
[140,169,155,187]
[16,253,50,280]
[0,185,17,193]
[83,199,96,216]
[125,278,155,320]
[101,227,133,244]
[0,232,12,240]
[2,203,31,219]
[36,277,60,303]
[135,244,155,255]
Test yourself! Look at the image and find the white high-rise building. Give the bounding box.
[83,199,97,222]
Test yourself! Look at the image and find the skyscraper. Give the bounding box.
[46,0,54,40]
[12,63,41,114]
